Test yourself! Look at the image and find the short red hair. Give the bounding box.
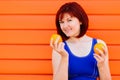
[55,2,89,41]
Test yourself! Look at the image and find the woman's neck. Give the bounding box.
[67,35,91,43]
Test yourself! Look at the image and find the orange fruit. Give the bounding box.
[50,34,62,43]
[94,43,105,55]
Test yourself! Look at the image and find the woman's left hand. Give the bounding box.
[93,46,108,68]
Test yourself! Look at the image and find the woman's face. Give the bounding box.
[59,13,82,37]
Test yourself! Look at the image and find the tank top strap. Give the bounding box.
[93,38,97,45]
[90,38,97,54]
[64,41,70,53]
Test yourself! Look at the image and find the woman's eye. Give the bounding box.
[68,19,72,22]
[59,21,64,24]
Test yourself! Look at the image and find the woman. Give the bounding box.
[50,2,111,80]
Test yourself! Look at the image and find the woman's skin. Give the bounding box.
[50,13,111,80]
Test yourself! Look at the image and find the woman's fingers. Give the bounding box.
[102,46,108,56]
[50,36,65,51]
[50,36,60,49]
[94,53,104,62]
[93,47,108,67]
[50,36,68,56]
[57,42,65,51]
[95,48,105,57]
[50,38,54,48]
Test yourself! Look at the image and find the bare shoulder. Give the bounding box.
[96,39,107,47]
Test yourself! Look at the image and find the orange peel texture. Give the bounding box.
[94,43,105,55]
[50,34,62,43]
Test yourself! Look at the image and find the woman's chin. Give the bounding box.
[65,34,73,37]
[65,34,71,37]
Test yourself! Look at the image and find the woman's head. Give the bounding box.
[56,2,89,41]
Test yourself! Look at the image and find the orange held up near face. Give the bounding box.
[94,43,105,55]
[50,34,62,43]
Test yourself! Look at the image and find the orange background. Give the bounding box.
[0,0,120,80]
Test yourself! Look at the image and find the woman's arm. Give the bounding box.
[50,37,69,80]
[52,50,68,80]
[94,39,111,80]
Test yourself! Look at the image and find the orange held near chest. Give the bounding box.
[50,34,62,43]
[94,43,105,55]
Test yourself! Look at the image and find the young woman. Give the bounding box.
[50,2,111,80]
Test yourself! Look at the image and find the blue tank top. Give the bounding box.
[64,38,99,80]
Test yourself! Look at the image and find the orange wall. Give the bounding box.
[0,0,120,80]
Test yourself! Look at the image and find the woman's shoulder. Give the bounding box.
[96,38,106,44]
[86,35,107,45]
[95,38,107,47]
[87,34,107,47]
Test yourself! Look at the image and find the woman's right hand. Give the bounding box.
[50,36,68,57]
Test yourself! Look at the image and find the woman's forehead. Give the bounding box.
[59,13,73,20]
